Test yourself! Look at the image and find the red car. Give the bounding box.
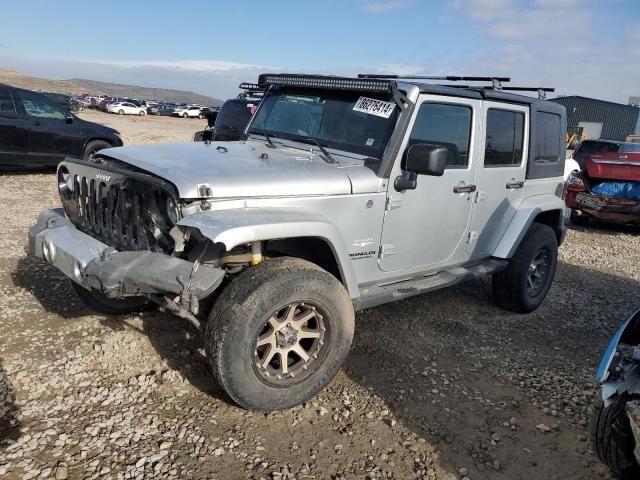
[565,148,640,225]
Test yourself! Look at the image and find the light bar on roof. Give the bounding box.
[258,74,392,93]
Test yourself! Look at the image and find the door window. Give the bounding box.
[484,109,524,167]
[0,87,17,116]
[408,103,472,168]
[18,90,65,120]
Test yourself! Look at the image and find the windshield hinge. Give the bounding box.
[385,197,403,211]
[390,81,411,110]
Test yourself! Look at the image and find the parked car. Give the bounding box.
[108,102,147,116]
[592,307,640,479]
[192,99,256,142]
[0,84,123,168]
[173,105,204,118]
[572,139,640,169]
[565,146,640,225]
[148,104,175,116]
[29,73,568,410]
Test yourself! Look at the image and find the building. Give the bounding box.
[550,95,640,141]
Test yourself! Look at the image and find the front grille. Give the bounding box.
[58,160,177,254]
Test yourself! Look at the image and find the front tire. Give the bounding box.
[182,113,188,118]
[83,140,111,160]
[205,257,355,410]
[70,281,154,315]
[492,223,558,313]
[118,109,124,115]
[591,396,640,479]
[139,110,145,116]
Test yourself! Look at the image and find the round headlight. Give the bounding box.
[166,198,180,224]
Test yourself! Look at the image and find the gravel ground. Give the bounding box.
[1,114,640,479]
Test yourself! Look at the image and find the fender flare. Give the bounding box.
[177,207,360,299]
[493,195,568,259]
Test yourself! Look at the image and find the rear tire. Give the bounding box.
[492,223,558,313]
[70,281,154,315]
[205,257,355,410]
[83,140,111,160]
[570,210,589,226]
[591,396,640,479]
[198,113,204,119]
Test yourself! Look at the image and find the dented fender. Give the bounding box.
[596,308,640,405]
[177,207,360,298]
[493,194,568,259]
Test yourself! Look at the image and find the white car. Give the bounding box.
[173,105,203,118]
[108,102,146,116]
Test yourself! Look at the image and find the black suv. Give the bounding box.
[0,84,123,169]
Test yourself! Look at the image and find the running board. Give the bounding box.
[353,258,508,311]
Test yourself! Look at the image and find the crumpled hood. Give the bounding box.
[99,141,373,199]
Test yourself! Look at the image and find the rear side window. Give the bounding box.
[534,112,561,164]
[409,103,472,168]
[621,143,640,153]
[0,86,16,116]
[484,109,524,166]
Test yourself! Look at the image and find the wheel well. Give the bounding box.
[533,209,563,242]
[83,137,116,153]
[265,237,343,285]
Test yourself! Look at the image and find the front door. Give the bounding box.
[17,89,81,166]
[467,102,529,257]
[379,95,482,273]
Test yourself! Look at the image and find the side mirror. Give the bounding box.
[394,143,449,191]
[406,143,448,176]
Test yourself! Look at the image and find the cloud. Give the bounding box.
[444,0,640,102]
[80,59,276,72]
[362,0,413,14]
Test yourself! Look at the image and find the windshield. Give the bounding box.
[249,87,399,158]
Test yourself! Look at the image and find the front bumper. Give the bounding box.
[29,209,225,301]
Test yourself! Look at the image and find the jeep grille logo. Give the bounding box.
[95,172,111,182]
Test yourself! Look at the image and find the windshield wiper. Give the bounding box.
[302,137,336,164]
[260,129,276,149]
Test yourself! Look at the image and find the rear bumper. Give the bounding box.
[566,190,640,224]
[29,209,225,300]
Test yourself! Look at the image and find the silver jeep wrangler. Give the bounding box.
[29,73,568,410]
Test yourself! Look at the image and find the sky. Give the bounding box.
[0,0,638,102]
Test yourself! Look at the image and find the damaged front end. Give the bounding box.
[596,309,640,463]
[28,157,231,327]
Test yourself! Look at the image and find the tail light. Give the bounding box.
[571,151,576,159]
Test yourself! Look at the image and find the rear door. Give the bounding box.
[467,102,529,257]
[0,86,29,167]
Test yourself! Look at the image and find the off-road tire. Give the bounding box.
[70,280,154,315]
[205,257,355,410]
[83,140,111,160]
[492,223,558,313]
[591,396,640,479]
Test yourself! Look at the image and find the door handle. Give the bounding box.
[506,180,524,189]
[453,184,477,194]
[33,120,41,126]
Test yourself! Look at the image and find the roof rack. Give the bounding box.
[238,82,266,100]
[358,74,554,99]
[358,74,510,90]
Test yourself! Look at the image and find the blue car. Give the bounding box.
[593,308,640,479]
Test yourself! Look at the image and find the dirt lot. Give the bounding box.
[1,111,639,479]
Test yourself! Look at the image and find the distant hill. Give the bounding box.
[0,69,223,106]
[70,78,223,106]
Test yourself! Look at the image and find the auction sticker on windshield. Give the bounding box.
[353,97,396,118]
